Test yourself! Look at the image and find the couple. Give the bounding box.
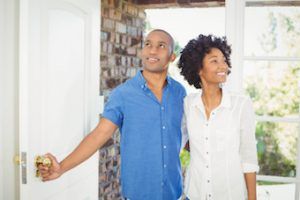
[38,29,259,200]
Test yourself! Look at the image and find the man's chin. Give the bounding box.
[144,67,167,73]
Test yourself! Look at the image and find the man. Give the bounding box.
[39,29,186,200]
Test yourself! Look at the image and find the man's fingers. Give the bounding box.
[44,153,58,164]
[38,165,49,171]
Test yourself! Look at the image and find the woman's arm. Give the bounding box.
[244,172,257,200]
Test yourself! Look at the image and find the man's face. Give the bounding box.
[141,31,175,73]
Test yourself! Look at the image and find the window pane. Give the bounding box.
[256,121,298,177]
[244,6,300,57]
[258,182,295,200]
[243,61,300,117]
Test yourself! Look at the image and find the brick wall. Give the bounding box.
[99,0,146,199]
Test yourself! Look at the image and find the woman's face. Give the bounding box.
[199,47,229,86]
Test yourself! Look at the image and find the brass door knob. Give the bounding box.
[35,155,52,177]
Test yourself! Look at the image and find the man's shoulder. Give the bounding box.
[169,77,186,94]
[109,77,136,96]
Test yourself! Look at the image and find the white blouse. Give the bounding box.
[182,90,259,200]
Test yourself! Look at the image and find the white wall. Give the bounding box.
[0,0,4,197]
[0,0,19,199]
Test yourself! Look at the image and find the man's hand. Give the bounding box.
[38,153,63,181]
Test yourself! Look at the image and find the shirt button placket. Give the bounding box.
[161,103,167,191]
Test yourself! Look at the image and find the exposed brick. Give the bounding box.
[115,33,120,44]
[107,43,113,54]
[102,8,109,18]
[127,4,138,16]
[126,47,136,55]
[121,35,127,45]
[120,66,127,76]
[121,56,127,66]
[100,55,108,66]
[127,26,137,37]
[115,22,127,34]
[106,78,122,89]
[131,37,140,46]
[109,9,122,21]
[101,42,108,53]
[103,18,115,30]
[109,32,115,43]
[138,10,146,18]
[108,56,116,66]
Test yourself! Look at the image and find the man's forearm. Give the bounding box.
[59,118,116,174]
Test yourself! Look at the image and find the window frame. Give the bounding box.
[225,0,300,199]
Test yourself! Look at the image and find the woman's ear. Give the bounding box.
[199,68,203,77]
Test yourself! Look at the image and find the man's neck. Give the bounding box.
[142,70,168,90]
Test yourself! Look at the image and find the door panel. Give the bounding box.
[19,0,100,199]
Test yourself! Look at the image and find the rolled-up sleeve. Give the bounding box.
[102,88,124,128]
[239,97,259,173]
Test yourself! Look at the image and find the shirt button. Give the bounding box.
[162,126,166,129]
[163,145,167,149]
[207,180,210,183]
[161,182,164,186]
[206,123,208,126]
[205,137,208,140]
[161,106,164,110]
[164,164,167,168]
[206,152,209,155]
[206,165,209,168]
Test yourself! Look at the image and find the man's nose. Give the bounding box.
[149,46,158,54]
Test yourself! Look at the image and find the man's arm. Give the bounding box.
[39,118,118,181]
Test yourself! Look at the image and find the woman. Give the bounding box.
[178,34,259,200]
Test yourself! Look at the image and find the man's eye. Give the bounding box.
[159,44,166,48]
[144,42,150,47]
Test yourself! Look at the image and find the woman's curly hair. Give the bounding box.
[178,34,232,89]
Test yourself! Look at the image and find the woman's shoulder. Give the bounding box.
[184,92,200,102]
[226,90,251,100]
[225,91,253,107]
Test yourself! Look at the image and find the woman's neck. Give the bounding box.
[201,84,222,119]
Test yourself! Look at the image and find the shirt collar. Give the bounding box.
[135,70,172,90]
[191,89,231,109]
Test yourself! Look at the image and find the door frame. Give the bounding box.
[0,0,101,199]
[0,0,20,199]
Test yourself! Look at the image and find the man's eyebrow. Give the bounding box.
[158,41,167,45]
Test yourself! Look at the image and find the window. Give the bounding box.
[227,1,300,199]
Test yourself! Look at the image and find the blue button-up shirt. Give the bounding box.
[102,70,186,200]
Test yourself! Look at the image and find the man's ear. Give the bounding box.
[170,53,176,62]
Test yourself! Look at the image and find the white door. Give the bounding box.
[18,0,100,199]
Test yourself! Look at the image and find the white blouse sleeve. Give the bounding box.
[181,97,189,151]
[239,96,260,173]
